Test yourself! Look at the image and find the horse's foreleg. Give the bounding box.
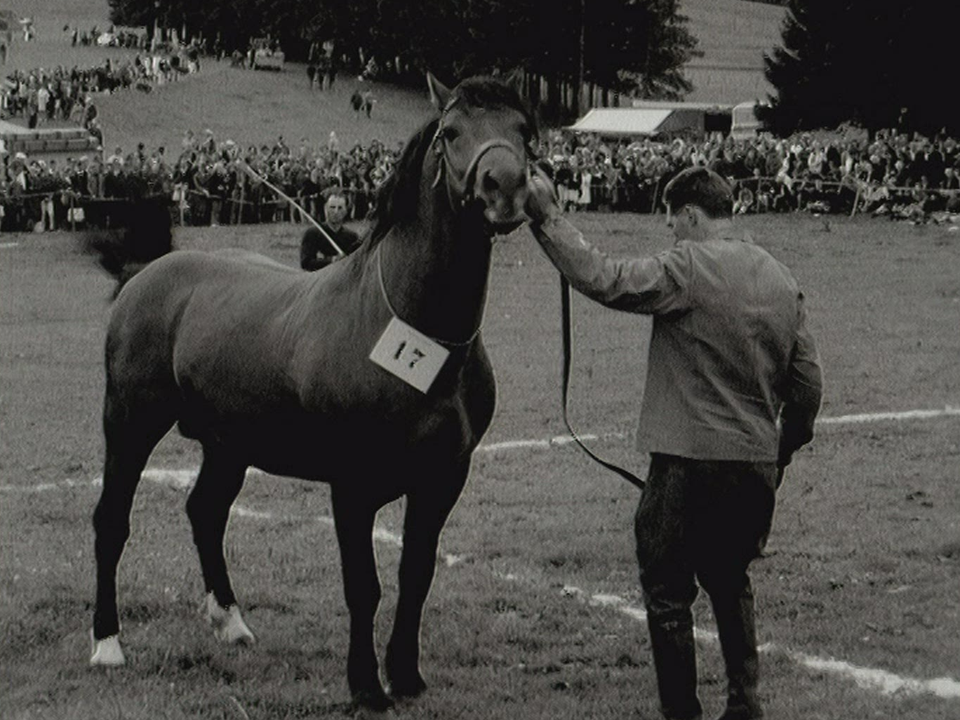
[386,459,469,698]
[331,488,391,711]
[186,449,254,645]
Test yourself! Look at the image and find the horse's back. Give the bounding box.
[106,250,305,387]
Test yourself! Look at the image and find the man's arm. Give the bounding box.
[526,170,689,315]
[778,296,823,468]
[300,228,330,271]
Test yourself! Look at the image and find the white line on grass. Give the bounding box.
[4,459,960,702]
[0,242,20,249]
[3,403,959,494]
[1,402,959,494]
[818,405,960,425]
[479,405,960,454]
[239,504,960,701]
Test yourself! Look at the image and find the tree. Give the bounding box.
[763,0,959,135]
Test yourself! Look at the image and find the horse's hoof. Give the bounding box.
[90,633,126,666]
[201,593,256,645]
[352,688,394,713]
[388,674,427,699]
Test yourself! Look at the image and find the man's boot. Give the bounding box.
[647,613,703,720]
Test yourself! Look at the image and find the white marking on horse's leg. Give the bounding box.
[89,632,126,666]
[201,592,256,645]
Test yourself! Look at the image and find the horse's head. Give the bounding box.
[427,73,536,233]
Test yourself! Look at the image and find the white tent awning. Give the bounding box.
[568,108,674,136]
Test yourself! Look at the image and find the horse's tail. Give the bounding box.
[82,197,174,299]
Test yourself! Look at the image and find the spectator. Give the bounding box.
[300,188,361,270]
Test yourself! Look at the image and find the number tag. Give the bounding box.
[369,317,450,393]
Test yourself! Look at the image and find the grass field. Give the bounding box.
[3,2,960,719]
[2,213,959,719]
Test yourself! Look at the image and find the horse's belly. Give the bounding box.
[181,390,492,487]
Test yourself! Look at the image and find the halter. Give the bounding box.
[375,243,483,347]
[430,96,531,212]
[374,96,533,347]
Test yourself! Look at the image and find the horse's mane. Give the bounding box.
[366,118,439,247]
[364,76,537,248]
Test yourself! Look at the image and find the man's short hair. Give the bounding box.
[662,167,734,219]
[323,186,348,206]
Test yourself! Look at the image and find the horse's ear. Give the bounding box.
[427,72,452,112]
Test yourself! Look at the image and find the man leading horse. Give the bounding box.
[525,165,823,720]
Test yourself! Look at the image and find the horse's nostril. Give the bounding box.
[481,170,499,193]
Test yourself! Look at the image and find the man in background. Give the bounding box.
[300,187,361,271]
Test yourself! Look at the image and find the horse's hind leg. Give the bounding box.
[91,394,176,665]
[386,458,469,698]
[186,447,254,645]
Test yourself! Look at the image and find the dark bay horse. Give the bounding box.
[89,73,536,710]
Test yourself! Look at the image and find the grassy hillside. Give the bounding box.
[680,0,786,103]
[94,64,430,160]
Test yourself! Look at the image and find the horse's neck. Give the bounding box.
[378,183,492,344]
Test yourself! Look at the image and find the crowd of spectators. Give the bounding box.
[7,124,960,233]
[4,66,960,233]
[0,128,402,232]
[1,51,200,130]
[536,127,960,222]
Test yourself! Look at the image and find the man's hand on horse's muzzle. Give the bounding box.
[525,166,561,227]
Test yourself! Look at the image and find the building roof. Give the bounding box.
[630,99,733,111]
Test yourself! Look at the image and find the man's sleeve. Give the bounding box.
[300,232,324,271]
[778,294,823,466]
[531,216,690,315]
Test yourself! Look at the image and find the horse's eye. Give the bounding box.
[440,126,460,142]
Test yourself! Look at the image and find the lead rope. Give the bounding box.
[560,276,646,490]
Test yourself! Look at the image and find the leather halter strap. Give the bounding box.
[375,243,483,347]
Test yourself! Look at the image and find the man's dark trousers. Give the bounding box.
[635,453,778,720]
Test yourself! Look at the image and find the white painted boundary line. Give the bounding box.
[564,588,960,700]
[238,502,960,701]
[2,401,959,493]
[478,405,960,454]
[3,464,960,701]
[4,406,960,699]
[3,403,959,492]
[0,241,20,249]
[817,405,960,425]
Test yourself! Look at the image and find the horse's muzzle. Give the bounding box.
[473,146,530,230]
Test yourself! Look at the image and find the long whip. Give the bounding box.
[238,161,344,256]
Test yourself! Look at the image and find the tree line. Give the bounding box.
[111,0,956,137]
[108,0,700,117]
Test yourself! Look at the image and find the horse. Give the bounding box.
[88,73,536,710]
